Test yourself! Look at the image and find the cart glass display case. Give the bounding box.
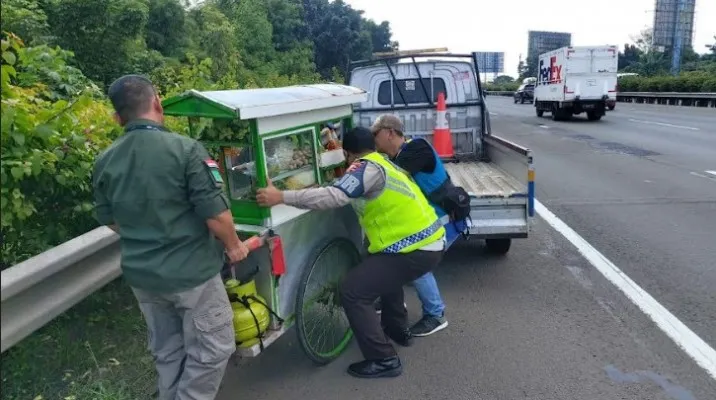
[262,128,318,191]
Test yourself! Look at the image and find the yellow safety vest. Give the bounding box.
[355,152,445,254]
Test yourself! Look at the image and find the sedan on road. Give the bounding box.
[513,83,534,104]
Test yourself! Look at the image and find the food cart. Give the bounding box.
[161,84,368,365]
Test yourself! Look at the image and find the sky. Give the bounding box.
[344,0,716,78]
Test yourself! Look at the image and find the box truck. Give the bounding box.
[533,45,618,121]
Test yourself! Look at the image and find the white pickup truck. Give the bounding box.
[347,51,535,254]
[534,45,618,121]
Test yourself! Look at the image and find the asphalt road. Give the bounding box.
[486,96,716,348]
[216,99,716,400]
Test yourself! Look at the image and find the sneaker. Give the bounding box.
[374,300,407,315]
[409,315,448,337]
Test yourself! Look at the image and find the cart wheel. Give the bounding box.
[296,237,361,365]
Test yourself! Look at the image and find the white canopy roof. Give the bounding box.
[182,84,368,120]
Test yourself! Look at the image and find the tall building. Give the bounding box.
[652,0,696,50]
[525,31,572,77]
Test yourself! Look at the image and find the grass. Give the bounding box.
[0,279,157,400]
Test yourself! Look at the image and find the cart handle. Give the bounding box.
[222,235,265,273]
[243,235,266,252]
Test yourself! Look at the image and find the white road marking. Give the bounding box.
[539,125,550,129]
[628,118,700,131]
[690,172,708,179]
[535,199,716,380]
[490,112,499,116]
[705,170,716,178]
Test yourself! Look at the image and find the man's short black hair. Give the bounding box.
[342,126,375,154]
[107,75,157,122]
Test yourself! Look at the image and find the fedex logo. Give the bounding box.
[538,56,562,84]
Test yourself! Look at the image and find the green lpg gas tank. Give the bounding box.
[224,278,270,348]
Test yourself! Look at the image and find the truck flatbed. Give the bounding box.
[445,161,525,198]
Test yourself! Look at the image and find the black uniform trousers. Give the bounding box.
[340,249,444,360]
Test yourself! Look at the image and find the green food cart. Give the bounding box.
[161,84,368,365]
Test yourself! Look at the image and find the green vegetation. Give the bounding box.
[0,0,397,398]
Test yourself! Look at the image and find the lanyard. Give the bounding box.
[124,124,170,134]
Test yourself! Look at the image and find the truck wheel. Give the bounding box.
[514,97,518,104]
[536,108,544,117]
[587,111,602,121]
[485,238,511,255]
[608,104,615,111]
[551,105,561,121]
[520,96,525,104]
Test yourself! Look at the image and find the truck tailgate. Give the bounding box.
[444,162,524,198]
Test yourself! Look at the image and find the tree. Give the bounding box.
[146,0,188,57]
[618,43,642,71]
[493,75,514,84]
[517,57,529,79]
[365,20,398,53]
[44,0,150,85]
[0,0,51,44]
[303,0,374,76]
[708,36,716,54]
[630,28,654,53]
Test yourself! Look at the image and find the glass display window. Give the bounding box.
[262,129,318,191]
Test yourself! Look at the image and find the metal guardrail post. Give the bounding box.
[0,227,121,353]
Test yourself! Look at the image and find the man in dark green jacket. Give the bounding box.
[93,75,249,400]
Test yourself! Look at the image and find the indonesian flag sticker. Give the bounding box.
[204,159,224,184]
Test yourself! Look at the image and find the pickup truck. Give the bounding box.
[534,45,619,121]
[347,51,535,254]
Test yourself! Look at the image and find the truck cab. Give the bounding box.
[347,50,535,254]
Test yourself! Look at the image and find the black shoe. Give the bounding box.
[409,314,448,337]
[383,326,413,347]
[347,356,402,378]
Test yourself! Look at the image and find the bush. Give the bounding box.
[484,82,520,92]
[1,34,120,267]
[617,72,714,93]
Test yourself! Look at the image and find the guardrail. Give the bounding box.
[484,91,716,107]
[0,227,120,353]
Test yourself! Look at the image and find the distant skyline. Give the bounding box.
[345,0,716,77]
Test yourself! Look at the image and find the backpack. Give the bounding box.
[426,179,471,222]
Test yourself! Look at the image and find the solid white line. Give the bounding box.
[705,170,716,178]
[535,199,716,380]
[628,118,700,131]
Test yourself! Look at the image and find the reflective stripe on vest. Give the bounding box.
[357,152,445,254]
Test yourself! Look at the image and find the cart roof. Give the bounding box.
[162,84,368,120]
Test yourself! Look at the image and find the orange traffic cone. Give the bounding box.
[433,92,454,158]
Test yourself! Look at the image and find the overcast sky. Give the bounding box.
[344,0,716,77]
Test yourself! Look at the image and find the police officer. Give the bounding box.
[256,126,446,379]
[93,75,250,400]
[371,114,470,338]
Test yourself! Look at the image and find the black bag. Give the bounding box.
[427,179,471,222]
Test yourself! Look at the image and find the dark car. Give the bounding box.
[513,83,534,104]
[606,98,616,111]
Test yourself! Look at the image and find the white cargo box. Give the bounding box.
[534,45,618,103]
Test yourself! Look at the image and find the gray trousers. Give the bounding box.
[131,274,236,400]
